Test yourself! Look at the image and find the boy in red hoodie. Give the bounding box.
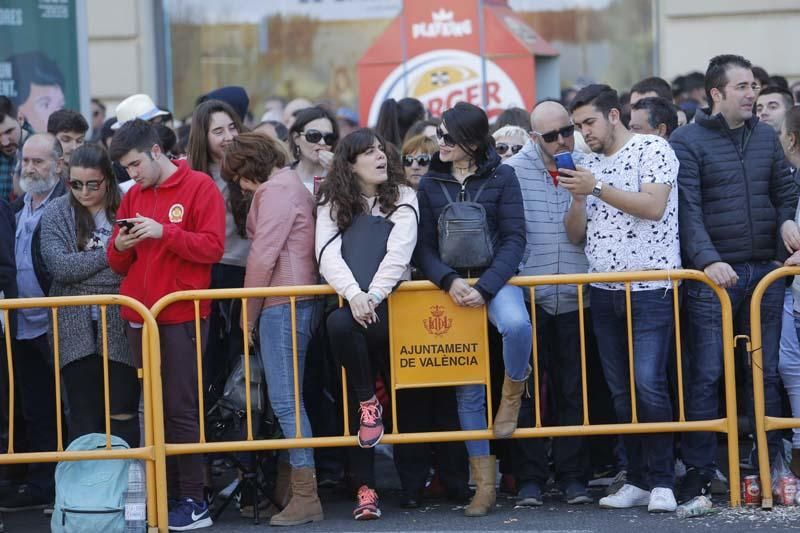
[107,119,224,531]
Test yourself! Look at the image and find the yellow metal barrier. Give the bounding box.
[0,294,164,532]
[749,266,800,509]
[148,267,741,526]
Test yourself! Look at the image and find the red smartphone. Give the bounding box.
[313,176,324,196]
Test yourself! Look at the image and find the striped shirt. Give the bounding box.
[504,141,589,315]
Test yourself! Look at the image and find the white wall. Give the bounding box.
[87,0,159,110]
[659,0,800,82]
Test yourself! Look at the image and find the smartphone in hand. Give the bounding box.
[116,218,136,231]
[554,152,576,176]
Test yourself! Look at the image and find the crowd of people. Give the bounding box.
[0,52,799,531]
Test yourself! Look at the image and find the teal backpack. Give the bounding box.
[51,433,132,533]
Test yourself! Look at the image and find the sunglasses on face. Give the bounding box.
[69,178,105,192]
[403,154,431,167]
[534,124,575,143]
[436,126,457,147]
[495,143,523,155]
[301,129,337,146]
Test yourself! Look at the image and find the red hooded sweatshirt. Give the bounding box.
[107,161,225,324]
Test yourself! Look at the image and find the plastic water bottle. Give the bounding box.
[124,460,147,532]
[676,495,713,518]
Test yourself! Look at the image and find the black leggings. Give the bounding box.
[326,303,390,488]
[62,354,140,449]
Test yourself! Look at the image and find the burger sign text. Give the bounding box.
[367,49,525,125]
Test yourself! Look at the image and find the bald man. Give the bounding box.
[3,133,66,510]
[501,101,592,506]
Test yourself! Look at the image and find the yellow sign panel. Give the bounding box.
[389,289,488,388]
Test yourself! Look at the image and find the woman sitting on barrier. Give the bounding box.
[414,102,530,517]
[316,128,418,521]
[39,143,139,448]
[223,132,324,526]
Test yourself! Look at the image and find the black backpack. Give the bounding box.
[436,179,494,270]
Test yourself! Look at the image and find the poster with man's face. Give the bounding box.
[0,1,80,132]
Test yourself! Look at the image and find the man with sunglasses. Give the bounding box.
[502,101,592,506]
[671,54,798,505]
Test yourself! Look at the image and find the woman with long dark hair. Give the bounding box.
[315,128,418,521]
[221,132,324,526]
[39,144,139,448]
[414,102,530,517]
[375,97,426,149]
[289,106,339,193]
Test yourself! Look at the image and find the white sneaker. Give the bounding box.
[599,484,650,509]
[648,487,677,513]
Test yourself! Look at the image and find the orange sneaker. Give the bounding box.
[353,485,381,520]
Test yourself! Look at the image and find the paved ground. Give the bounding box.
[4,447,800,533]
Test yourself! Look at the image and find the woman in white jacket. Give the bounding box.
[315,128,418,521]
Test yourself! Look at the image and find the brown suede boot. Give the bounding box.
[274,461,293,509]
[493,373,526,438]
[270,467,324,526]
[464,455,496,517]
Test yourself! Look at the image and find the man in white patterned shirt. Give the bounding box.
[562,84,681,513]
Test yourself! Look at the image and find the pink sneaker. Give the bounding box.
[357,397,384,448]
[353,485,381,520]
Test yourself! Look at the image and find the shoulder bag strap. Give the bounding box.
[317,230,342,265]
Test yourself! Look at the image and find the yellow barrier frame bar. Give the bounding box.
[749,266,800,509]
[150,268,740,515]
[0,294,164,532]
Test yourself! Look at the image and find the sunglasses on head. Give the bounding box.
[495,143,523,155]
[403,154,431,167]
[69,178,105,192]
[435,126,457,147]
[534,124,575,143]
[301,129,337,146]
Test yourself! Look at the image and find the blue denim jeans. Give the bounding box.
[590,287,675,490]
[258,300,319,469]
[683,261,783,476]
[780,288,800,448]
[457,284,532,457]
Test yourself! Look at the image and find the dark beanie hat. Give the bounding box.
[201,86,250,122]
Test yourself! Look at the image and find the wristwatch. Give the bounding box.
[591,180,604,197]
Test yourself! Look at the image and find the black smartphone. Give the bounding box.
[116,218,136,231]
[554,152,576,176]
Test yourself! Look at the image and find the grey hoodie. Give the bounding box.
[504,141,589,315]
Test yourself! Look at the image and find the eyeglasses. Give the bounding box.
[301,129,337,146]
[403,154,431,167]
[495,143,523,156]
[69,178,105,192]
[436,127,457,147]
[533,124,575,143]
[727,82,761,93]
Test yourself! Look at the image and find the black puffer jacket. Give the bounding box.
[414,149,525,301]
[671,110,797,269]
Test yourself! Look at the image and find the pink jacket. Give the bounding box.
[244,168,317,330]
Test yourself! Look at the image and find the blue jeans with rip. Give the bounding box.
[258,300,319,469]
[590,287,675,490]
[457,284,532,457]
[683,261,783,477]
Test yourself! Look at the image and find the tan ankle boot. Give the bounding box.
[493,373,527,438]
[464,455,496,517]
[274,461,293,508]
[270,467,324,526]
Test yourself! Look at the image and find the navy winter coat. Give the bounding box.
[414,149,526,301]
[670,110,797,269]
